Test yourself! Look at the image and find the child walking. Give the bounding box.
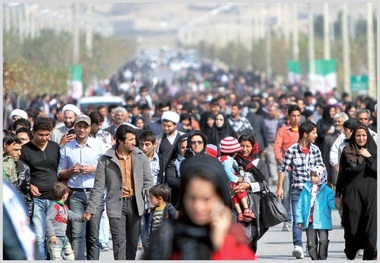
[218,136,256,223]
[46,182,88,260]
[145,184,177,249]
[295,165,337,260]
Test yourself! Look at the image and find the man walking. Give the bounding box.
[84,125,154,260]
[58,115,107,260]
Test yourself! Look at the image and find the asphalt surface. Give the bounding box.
[100,185,353,261]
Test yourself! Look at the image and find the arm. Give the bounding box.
[57,147,80,180]
[273,127,284,164]
[221,159,240,183]
[46,205,58,243]
[166,162,181,191]
[85,156,107,216]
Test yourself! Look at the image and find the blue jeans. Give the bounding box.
[31,198,51,258]
[291,188,303,247]
[47,236,75,260]
[282,171,292,223]
[69,190,104,260]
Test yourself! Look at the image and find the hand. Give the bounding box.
[30,184,41,196]
[276,187,284,200]
[82,212,94,221]
[79,164,91,174]
[262,148,268,155]
[50,235,57,244]
[210,204,232,251]
[232,183,248,194]
[333,164,339,174]
[358,148,371,158]
[59,134,75,146]
[298,223,303,230]
[335,197,342,210]
[71,163,81,175]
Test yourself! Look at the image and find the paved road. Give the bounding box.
[100,185,353,261]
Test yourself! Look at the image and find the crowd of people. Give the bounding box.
[2,81,377,260]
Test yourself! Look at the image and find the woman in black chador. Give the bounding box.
[335,124,377,260]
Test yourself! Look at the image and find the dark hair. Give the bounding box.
[25,107,39,121]
[3,130,22,146]
[238,132,255,146]
[33,117,53,132]
[343,118,361,131]
[15,127,33,140]
[231,102,241,109]
[107,104,119,114]
[149,184,169,201]
[304,91,313,98]
[97,104,106,111]
[115,124,136,146]
[298,120,317,141]
[89,111,105,125]
[158,102,171,110]
[287,104,302,116]
[12,118,31,131]
[180,113,192,122]
[139,130,156,143]
[139,85,149,93]
[50,182,69,200]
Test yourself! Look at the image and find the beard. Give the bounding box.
[64,121,75,129]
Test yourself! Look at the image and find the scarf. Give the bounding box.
[236,140,260,163]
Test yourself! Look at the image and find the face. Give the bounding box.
[211,104,220,114]
[114,111,126,125]
[176,105,183,115]
[215,114,224,128]
[91,122,103,135]
[305,128,318,144]
[17,132,30,145]
[329,107,337,119]
[357,112,370,126]
[139,141,156,157]
[310,172,320,185]
[343,128,353,140]
[190,135,204,154]
[334,117,344,132]
[132,107,140,117]
[268,106,278,119]
[32,129,51,146]
[136,119,145,130]
[98,107,107,118]
[179,140,187,156]
[74,122,90,140]
[162,121,176,135]
[183,177,222,226]
[297,100,305,111]
[119,132,136,153]
[240,140,253,157]
[63,111,77,129]
[159,106,170,116]
[109,109,116,122]
[355,128,367,148]
[181,119,190,126]
[4,142,22,161]
[231,106,240,118]
[288,110,301,126]
[206,117,214,128]
[149,194,160,207]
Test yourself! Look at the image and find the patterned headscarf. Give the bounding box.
[311,165,327,185]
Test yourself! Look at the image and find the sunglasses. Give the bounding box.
[191,140,204,145]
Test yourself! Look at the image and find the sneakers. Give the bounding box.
[292,245,304,259]
[100,243,110,251]
[237,213,252,222]
[137,242,143,251]
[282,222,291,231]
[243,209,256,219]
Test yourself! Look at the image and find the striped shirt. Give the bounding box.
[279,142,324,190]
[151,206,165,232]
[149,152,161,185]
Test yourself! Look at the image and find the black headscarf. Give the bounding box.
[208,112,236,147]
[184,130,208,158]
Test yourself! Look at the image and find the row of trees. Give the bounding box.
[3,30,137,98]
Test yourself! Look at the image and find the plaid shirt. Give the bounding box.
[149,152,161,185]
[228,116,253,135]
[279,142,324,190]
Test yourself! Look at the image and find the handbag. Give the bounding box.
[260,182,288,228]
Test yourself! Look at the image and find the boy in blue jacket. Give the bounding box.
[295,165,337,260]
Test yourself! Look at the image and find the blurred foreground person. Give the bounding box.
[3,180,43,260]
[144,155,255,260]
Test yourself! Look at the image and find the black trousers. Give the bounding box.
[109,198,141,260]
[306,224,329,260]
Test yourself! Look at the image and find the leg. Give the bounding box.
[47,239,63,260]
[61,236,75,260]
[234,203,242,214]
[306,224,318,260]
[317,230,329,260]
[109,202,128,260]
[85,192,104,260]
[265,143,278,184]
[31,198,50,259]
[125,199,141,260]
[68,191,87,260]
[282,171,292,230]
[99,209,110,249]
[291,189,302,247]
